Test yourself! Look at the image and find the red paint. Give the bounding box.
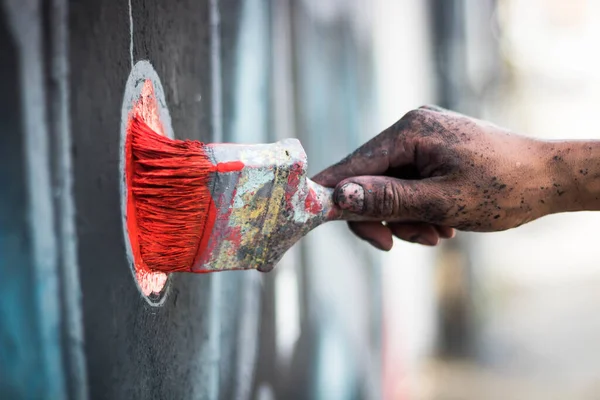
[125,119,143,274]
[125,80,168,295]
[285,161,303,205]
[129,116,217,273]
[304,188,323,214]
[215,161,244,173]
[191,188,242,272]
[227,226,243,249]
[192,195,217,268]
[191,162,243,268]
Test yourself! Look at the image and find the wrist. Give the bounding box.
[541,140,600,213]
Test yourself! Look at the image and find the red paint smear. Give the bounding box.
[191,164,243,269]
[125,80,167,295]
[192,195,217,269]
[191,188,243,272]
[304,188,323,214]
[285,162,303,205]
[227,226,243,249]
[216,161,244,173]
[125,120,143,277]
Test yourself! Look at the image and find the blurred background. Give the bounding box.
[265,0,600,398]
[377,0,600,399]
[3,0,600,399]
[239,0,600,398]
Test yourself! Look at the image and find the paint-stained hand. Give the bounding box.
[313,105,561,251]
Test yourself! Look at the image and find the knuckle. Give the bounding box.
[402,109,425,124]
[375,181,402,217]
[387,109,425,139]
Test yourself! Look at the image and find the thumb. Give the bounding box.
[333,176,450,222]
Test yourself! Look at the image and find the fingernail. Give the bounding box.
[366,239,386,251]
[418,238,433,246]
[336,183,365,213]
[411,235,434,246]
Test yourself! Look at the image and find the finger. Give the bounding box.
[348,221,393,251]
[387,222,440,246]
[334,176,451,224]
[435,225,456,239]
[312,111,425,187]
[311,132,397,187]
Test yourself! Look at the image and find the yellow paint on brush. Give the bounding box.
[209,150,290,270]
[193,138,337,273]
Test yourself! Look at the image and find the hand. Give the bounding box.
[313,105,592,251]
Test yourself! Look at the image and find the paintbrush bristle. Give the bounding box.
[128,117,213,273]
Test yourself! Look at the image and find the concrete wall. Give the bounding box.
[0,1,381,399]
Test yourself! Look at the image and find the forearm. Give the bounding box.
[543,140,600,213]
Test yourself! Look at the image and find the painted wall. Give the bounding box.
[1,0,381,399]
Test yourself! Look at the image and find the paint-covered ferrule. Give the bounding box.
[192,139,338,273]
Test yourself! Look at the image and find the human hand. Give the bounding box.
[313,105,585,251]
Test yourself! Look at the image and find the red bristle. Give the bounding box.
[128,117,215,272]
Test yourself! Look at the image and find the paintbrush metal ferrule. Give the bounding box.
[193,139,346,273]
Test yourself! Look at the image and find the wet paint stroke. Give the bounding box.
[125,80,169,297]
[120,60,175,304]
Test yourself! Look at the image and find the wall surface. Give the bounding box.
[0,0,381,399]
[70,0,224,398]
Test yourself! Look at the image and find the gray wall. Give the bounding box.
[0,1,381,399]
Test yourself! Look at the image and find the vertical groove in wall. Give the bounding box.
[209,0,222,399]
[46,0,89,397]
[210,0,223,143]
[127,0,134,67]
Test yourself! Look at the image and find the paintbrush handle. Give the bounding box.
[194,139,409,274]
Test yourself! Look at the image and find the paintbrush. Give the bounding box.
[125,116,373,274]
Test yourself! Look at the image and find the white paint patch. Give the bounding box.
[232,168,275,208]
[289,186,310,224]
[128,0,134,68]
